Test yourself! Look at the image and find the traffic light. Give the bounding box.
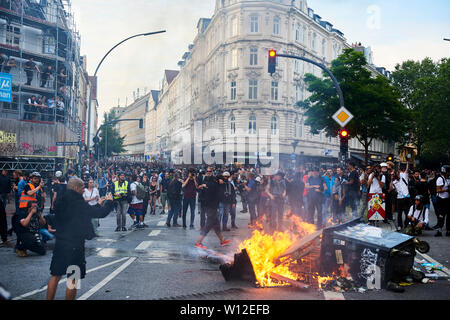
[339,128,349,161]
[268,50,277,75]
[387,154,394,162]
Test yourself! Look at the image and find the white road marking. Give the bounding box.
[417,252,450,280]
[96,238,117,243]
[149,230,161,237]
[135,241,153,251]
[157,221,166,227]
[78,257,136,300]
[12,257,129,300]
[323,291,345,300]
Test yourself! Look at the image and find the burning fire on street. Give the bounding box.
[236,215,323,288]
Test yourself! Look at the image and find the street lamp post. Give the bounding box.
[86,30,166,163]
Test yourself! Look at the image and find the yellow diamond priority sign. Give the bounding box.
[332,107,354,127]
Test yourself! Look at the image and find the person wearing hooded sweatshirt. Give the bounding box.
[46,178,114,300]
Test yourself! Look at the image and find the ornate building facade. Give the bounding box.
[145,0,395,166]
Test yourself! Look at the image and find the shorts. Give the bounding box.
[128,203,143,216]
[50,240,86,279]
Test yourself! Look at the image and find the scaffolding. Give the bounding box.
[0,0,85,171]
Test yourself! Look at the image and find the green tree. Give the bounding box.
[298,48,409,164]
[392,58,450,167]
[96,110,126,158]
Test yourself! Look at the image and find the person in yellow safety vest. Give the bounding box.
[19,172,45,211]
[112,172,130,232]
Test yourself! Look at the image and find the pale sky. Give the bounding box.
[72,0,450,121]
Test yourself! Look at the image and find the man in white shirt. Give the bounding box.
[367,165,386,194]
[391,163,411,231]
[405,195,429,235]
[128,175,144,230]
[435,166,450,237]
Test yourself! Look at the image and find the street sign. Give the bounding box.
[368,193,386,221]
[0,73,12,103]
[332,107,354,127]
[56,141,79,146]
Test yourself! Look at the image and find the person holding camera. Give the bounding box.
[18,172,45,214]
[218,172,236,232]
[12,200,46,257]
[405,195,429,236]
[391,162,411,231]
[182,169,198,229]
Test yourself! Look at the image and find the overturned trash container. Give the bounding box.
[320,219,416,290]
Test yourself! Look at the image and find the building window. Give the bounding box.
[273,17,280,35]
[295,23,300,41]
[230,17,238,37]
[230,115,236,135]
[250,47,258,66]
[302,26,306,44]
[43,36,56,54]
[312,33,317,50]
[6,25,20,46]
[271,81,279,101]
[230,81,236,100]
[231,49,238,68]
[249,114,257,135]
[250,16,259,33]
[249,79,258,100]
[322,38,326,56]
[271,116,278,136]
[295,85,301,102]
[294,60,299,73]
[294,118,298,138]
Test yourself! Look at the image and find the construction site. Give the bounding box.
[0,0,90,173]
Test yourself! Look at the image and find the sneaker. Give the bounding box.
[137,224,145,229]
[190,225,195,230]
[221,239,231,247]
[17,250,28,257]
[115,227,121,232]
[166,222,171,227]
[121,227,127,232]
[435,231,443,237]
[195,243,207,249]
[143,223,149,228]
[240,210,248,213]
[183,225,187,230]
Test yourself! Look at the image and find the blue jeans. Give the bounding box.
[167,198,181,225]
[40,228,54,243]
[218,202,232,228]
[182,197,196,227]
[322,196,331,225]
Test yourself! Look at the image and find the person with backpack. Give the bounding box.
[128,175,146,230]
[405,195,429,236]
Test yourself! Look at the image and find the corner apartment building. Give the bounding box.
[0,0,91,172]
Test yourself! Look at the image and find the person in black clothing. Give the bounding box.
[0,198,7,246]
[195,169,230,249]
[40,65,53,88]
[166,173,182,227]
[285,169,305,217]
[3,57,17,74]
[380,163,393,222]
[217,172,236,231]
[196,169,209,229]
[12,200,46,257]
[46,178,114,300]
[24,58,40,86]
[0,170,11,209]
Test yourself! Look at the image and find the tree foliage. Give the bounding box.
[391,58,450,167]
[96,110,126,158]
[298,48,409,164]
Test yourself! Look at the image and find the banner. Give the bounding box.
[368,193,386,221]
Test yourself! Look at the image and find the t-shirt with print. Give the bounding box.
[436,176,449,199]
[130,182,144,204]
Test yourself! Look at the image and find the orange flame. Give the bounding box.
[238,215,316,287]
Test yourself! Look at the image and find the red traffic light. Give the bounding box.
[339,129,349,138]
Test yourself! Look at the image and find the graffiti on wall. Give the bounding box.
[0,130,18,154]
[20,142,57,156]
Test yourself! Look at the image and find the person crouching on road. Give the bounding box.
[405,195,429,236]
[46,178,114,300]
[12,200,46,257]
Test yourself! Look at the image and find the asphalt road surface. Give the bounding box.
[1,198,449,300]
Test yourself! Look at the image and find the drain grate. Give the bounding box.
[157,288,246,300]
